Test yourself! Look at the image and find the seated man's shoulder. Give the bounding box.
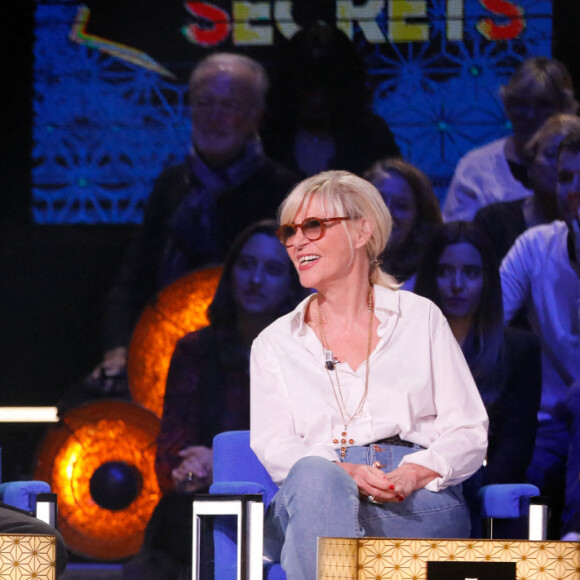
[152,162,189,188]
[235,159,299,211]
[457,137,507,168]
[515,220,566,249]
[503,222,568,277]
[146,162,190,209]
[254,157,300,188]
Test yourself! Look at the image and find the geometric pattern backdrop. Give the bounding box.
[317,537,580,580]
[33,0,553,223]
[0,534,56,580]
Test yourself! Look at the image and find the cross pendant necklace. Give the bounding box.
[317,288,374,459]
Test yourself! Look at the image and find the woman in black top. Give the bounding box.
[414,222,541,487]
[365,158,442,285]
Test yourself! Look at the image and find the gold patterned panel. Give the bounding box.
[317,537,580,580]
[317,538,360,580]
[0,534,56,580]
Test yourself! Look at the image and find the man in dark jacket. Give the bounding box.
[94,53,298,379]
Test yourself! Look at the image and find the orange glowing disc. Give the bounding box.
[127,266,222,418]
[34,400,161,561]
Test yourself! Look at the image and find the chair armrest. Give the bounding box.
[479,483,540,519]
[0,481,51,512]
[210,481,268,497]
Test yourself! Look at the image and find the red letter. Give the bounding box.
[477,0,525,41]
[183,2,231,46]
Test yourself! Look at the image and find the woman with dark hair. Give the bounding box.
[124,219,307,580]
[155,219,306,494]
[365,158,442,284]
[414,221,541,487]
[203,220,307,340]
[260,22,400,177]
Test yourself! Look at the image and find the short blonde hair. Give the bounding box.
[279,170,399,289]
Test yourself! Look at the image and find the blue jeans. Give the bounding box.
[264,443,469,580]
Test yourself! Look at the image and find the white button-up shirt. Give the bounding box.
[501,221,580,422]
[250,285,488,490]
[443,137,533,222]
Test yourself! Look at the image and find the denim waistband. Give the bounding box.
[372,434,416,448]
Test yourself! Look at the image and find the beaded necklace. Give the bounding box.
[317,287,374,458]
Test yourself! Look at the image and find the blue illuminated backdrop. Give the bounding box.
[33,0,553,224]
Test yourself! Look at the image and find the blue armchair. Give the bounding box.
[209,430,540,580]
[0,448,51,512]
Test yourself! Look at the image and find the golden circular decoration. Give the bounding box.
[127,266,223,418]
[34,401,161,561]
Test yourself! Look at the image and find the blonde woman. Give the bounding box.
[250,170,488,580]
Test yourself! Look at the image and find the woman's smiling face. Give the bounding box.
[284,197,358,291]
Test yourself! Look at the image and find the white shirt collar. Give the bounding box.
[288,284,401,338]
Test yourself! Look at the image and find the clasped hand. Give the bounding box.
[338,461,440,503]
[91,347,128,380]
[172,445,213,493]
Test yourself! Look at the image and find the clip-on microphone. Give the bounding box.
[325,350,335,371]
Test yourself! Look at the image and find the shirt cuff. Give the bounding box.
[398,450,452,491]
[304,445,340,464]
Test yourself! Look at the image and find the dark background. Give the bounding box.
[1,1,580,479]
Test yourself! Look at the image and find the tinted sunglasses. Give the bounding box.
[276,217,351,247]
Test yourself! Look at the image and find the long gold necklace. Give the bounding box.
[317,287,374,458]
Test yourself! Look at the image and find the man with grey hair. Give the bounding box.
[94,52,298,381]
[188,53,269,168]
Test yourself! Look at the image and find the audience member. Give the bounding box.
[475,114,580,265]
[500,132,580,537]
[414,222,541,490]
[95,53,298,380]
[260,22,400,178]
[123,220,307,580]
[444,57,578,221]
[0,504,67,577]
[251,171,487,580]
[365,158,442,284]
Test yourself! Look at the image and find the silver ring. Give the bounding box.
[367,495,380,504]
